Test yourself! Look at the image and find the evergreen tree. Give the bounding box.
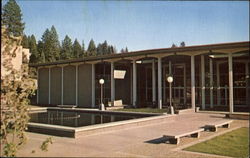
[37,40,45,63]
[2,0,25,36]
[29,35,39,63]
[72,39,82,58]
[80,40,85,57]
[120,48,125,53]
[50,25,60,60]
[96,43,103,56]
[40,29,52,62]
[171,43,177,48]
[21,34,29,48]
[102,40,108,55]
[61,35,73,60]
[87,39,97,56]
[125,47,128,53]
[180,41,186,47]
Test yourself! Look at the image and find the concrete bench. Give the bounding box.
[57,105,77,109]
[108,100,123,107]
[163,128,204,145]
[204,120,233,132]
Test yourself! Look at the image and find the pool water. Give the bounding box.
[29,109,153,128]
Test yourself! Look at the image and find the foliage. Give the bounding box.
[1,27,36,157]
[23,25,121,63]
[2,0,25,37]
[120,47,129,53]
[49,25,61,60]
[185,127,249,158]
[61,35,73,60]
[40,137,53,152]
[29,35,39,63]
[171,41,186,48]
[72,39,82,58]
[21,34,29,48]
[87,39,97,56]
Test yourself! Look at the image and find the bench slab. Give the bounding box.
[205,120,233,132]
[163,128,204,144]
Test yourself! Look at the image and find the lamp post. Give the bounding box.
[167,75,174,114]
[99,79,105,111]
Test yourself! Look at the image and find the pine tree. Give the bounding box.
[80,40,85,57]
[50,25,60,60]
[102,40,108,55]
[72,39,82,58]
[2,0,25,36]
[40,29,51,62]
[87,39,97,56]
[37,40,45,63]
[29,35,39,63]
[125,47,128,53]
[21,34,29,48]
[120,48,125,53]
[96,43,103,56]
[61,35,73,60]
[171,43,177,48]
[180,41,186,47]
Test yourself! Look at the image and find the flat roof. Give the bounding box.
[30,41,249,67]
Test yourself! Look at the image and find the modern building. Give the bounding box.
[31,41,250,113]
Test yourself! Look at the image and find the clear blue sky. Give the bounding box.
[11,1,250,51]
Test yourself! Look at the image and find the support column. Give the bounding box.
[246,62,249,106]
[216,62,221,106]
[48,67,51,105]
[37,68,39,105]
[61,66,64,105]
[183,64,187,105]
[163,66,166,104]
[92,64,95,108]
[201,55,205,110]
[152,59,156,103]
[191,55,196,109]
[209,58,214,108]
[111,62,115,105]
[75,65,78,106]
[132,59,137,107]
[158,57,162,109]
[228,53,234,113]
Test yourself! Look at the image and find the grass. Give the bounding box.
[114,108,168,113]
[184,127,249,158]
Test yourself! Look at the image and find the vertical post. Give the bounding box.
[216,62,221,106]
[201,55,205,110]
[209,58,214,108]
[61,66,64,105]
[48,67,51,105]
[152,59,156,103]
[76,65,78,106]
[132,59,137,107]
[145,67,148,101]
[246,62,249,106]
[169,61,172,104]
[130,66,133,105]
[158,57,162,109]
[228,53,234,114]
[191,55,196,109]
[92,64,95,108]
[163,66,166,104]
[183,64,187,105]
[37,68,39,105]
[111,62,115,105]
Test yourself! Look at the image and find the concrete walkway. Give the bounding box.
[17,112,249,157]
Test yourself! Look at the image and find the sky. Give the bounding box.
[6,0,250,51]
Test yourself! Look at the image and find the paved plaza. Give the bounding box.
[18,112,249,157]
